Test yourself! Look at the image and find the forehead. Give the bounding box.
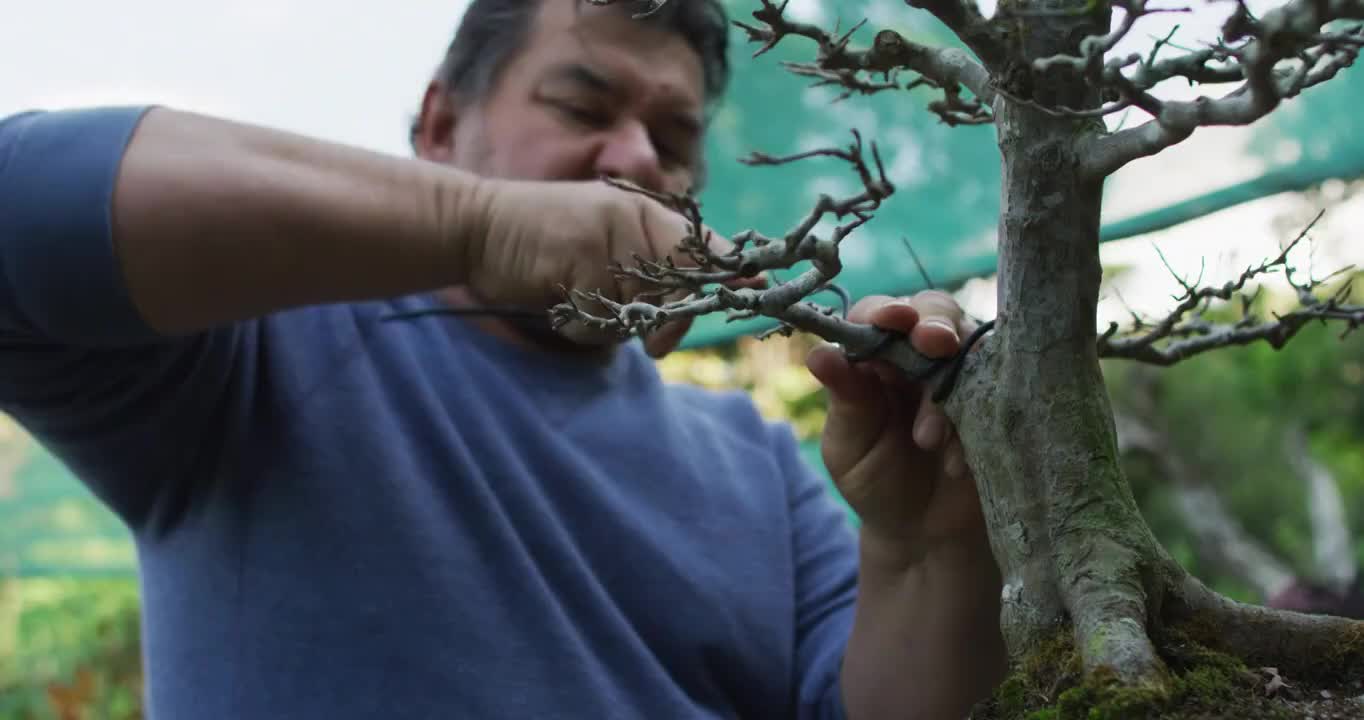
[508,0,705,107]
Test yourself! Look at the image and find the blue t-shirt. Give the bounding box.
[0,107,859,719]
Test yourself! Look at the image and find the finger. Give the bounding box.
[904,290,965,358]
[912,388,950,451]
[848,295,919,330]
[806,343,891,479]
[643,316,693,358]
[554,317,622,347]
[723,272,768,291]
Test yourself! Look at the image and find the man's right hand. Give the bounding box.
[461,177,734,356]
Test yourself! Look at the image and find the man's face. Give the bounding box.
[417,0,708,195]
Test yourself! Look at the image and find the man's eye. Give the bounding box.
[655,144,685,166]
[653,137,695,168]
[552,102,609,128]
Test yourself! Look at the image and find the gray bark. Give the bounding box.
[944,90,1169,681]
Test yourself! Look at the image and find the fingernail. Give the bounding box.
[915,414,945,449]
[923,319,959,342]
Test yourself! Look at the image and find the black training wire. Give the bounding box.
[845,319,996,404]
[379,306,548,323]
[931,319,995,403]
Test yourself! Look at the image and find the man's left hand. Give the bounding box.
[805,290,990,567]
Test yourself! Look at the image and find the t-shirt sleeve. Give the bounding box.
[0,107,249,531]
[0,106,163,345]
[770,421,858,720]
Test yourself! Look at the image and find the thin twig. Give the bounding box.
[734,0,996,124]
[1098,212,1364,365]
[1076,3,1364,178]
[902,237,936,290]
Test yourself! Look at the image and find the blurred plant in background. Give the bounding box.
[659,333,830,442]
[1107,273,1364,608]
[1,578,142,719]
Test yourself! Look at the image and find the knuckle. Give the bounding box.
[910,290,963,318]
[912,289,957,307]
[853,294,895,310]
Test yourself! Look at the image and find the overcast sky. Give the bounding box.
[2,1,473,157]
[6,0,1359,323]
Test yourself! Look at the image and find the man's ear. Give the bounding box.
[413,81,459,163]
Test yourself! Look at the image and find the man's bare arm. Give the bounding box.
[112,107,482,334]
[843,535,1006,720]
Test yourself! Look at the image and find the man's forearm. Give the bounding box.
[113,108,485,334]
[840,534,1007,720]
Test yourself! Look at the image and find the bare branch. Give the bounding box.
[902,237,937,290]
[902,0,1007,68]
[1079,0,1364,177]
[733,1,995,123]
[552,134,887,346]
[781,63,902,103]
[549,130,993,395]
[1135,42,1245,87]
[589,0,998,123]
[1098,214,1364,365]
[1032,0,1194,80]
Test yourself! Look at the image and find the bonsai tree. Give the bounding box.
[564,0,1364,715]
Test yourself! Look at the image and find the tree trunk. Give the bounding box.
[945,96,1173,684]
[929,17,1364,714]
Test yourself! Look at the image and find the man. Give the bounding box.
[0,0,1004,717]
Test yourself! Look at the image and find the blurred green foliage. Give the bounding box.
[1107,275,1364,593]
[0,578,142,719]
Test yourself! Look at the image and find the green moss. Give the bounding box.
[982,630,1083,720]
[1319,621,1364,681]
[1173,610,1364,686]
[973,627,1299,720]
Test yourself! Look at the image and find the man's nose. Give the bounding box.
[594,121,665,192]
